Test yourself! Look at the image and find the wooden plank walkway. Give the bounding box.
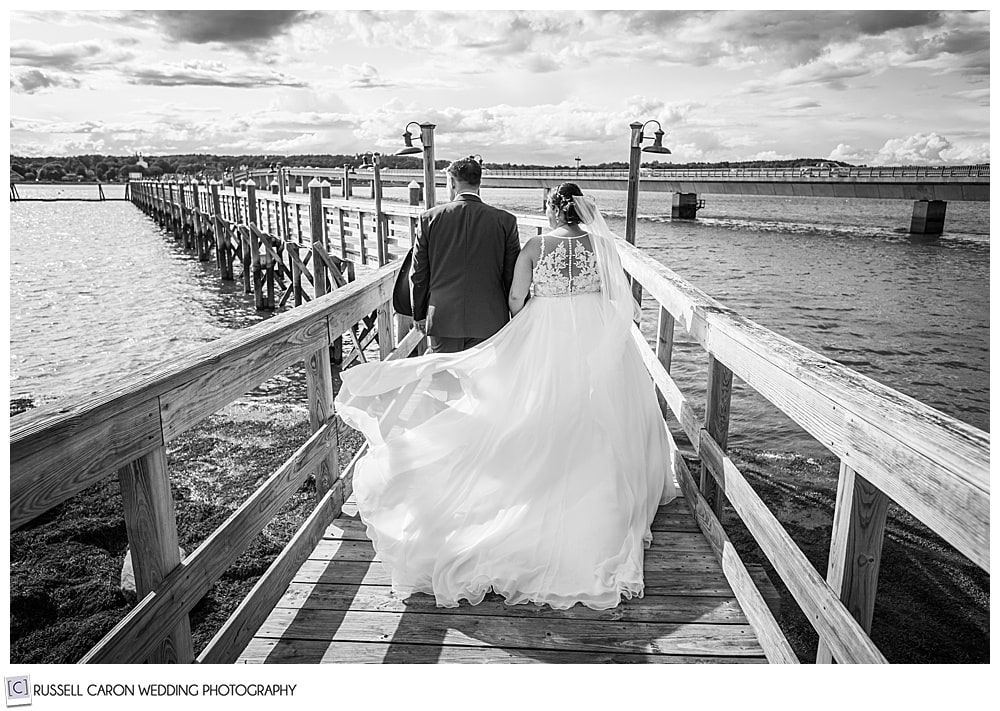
[238,492,776,664]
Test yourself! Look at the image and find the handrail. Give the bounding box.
[618,241,989,569]
[616,238,988,663]
[9,264,399,530]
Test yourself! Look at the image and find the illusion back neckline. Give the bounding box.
[542,231,590,240]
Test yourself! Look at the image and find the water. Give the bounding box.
[10,184,272,405]
[10,183,989,459]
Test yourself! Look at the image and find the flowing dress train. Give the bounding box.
[335,232,677,610]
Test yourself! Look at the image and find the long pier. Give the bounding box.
[9,178,989,664]
[235,163,989,235]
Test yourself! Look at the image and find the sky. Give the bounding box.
[8,9,991,165]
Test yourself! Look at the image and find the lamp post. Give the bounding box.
[625,119,671,247]
[396,121,437,208]
[625,120,671,305]
[575,156,581,175]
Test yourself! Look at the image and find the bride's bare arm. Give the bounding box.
[508,237,540,316]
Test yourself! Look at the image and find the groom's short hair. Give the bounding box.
[447,156,482,186]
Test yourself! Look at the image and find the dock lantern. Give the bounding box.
[395,121,437,208]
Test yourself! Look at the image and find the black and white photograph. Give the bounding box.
[6,6,989,685]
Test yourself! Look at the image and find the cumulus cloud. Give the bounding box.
[826,133,990,166]
[126,10,317,45]
[874,132,989,164]
[10,68,81,94]
[10,39,134,71]
[828,143,874,163]
[127,61,307,88]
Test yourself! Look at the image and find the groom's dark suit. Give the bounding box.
[411,193,520,353]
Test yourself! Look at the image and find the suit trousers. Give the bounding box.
[426,335,487,354]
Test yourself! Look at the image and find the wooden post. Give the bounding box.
[209,183,224,268]
[337,208,347,259]
[279,171,290,243]
[289,241,303,307]
[377,300,394,360]
[247,183,263,307]
[701,355,732,520]
[189,184,201,251]
[816,464,890,664]
[250,229,264,310]
[656,306,675,374]
[263,231,276,310]
[309,180,328,296]
[373,156,387,267]
[307,179,338,503]
[176,183,187,242]
[117,446,194,663]
[358,211,368,265]
[654,305,676,420]
[342,165,352,199]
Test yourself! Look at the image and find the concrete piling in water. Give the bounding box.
[672,192,700,219]
[909,200,946,236]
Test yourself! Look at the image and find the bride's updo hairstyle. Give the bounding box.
[547,182,585,224]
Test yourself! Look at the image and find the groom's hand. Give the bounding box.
[415,319,427,334]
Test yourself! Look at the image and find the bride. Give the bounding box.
[334,182,677,611]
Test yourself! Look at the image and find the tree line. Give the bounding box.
[10,153,855,183]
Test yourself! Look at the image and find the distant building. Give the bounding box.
[135,153,148,170]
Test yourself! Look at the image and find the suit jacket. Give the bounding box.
[410,194,520,339]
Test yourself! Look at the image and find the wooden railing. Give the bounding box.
[617,241,989,663]
[9,258,416,663]
[12,180,989,664]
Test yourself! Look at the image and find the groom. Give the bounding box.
[410,156,520,353]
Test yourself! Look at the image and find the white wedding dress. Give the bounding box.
[335,199,677,610]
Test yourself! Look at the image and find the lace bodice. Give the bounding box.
[532,234,601,297]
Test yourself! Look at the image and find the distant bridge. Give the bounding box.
[236,163,990,235]
[275,164,990,202]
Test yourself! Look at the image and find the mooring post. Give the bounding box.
[307,178,339,503]
[816,463,890,663]
[701,355,733,521]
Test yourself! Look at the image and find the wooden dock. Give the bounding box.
[8,175,989,665]
[238,496,776,664]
